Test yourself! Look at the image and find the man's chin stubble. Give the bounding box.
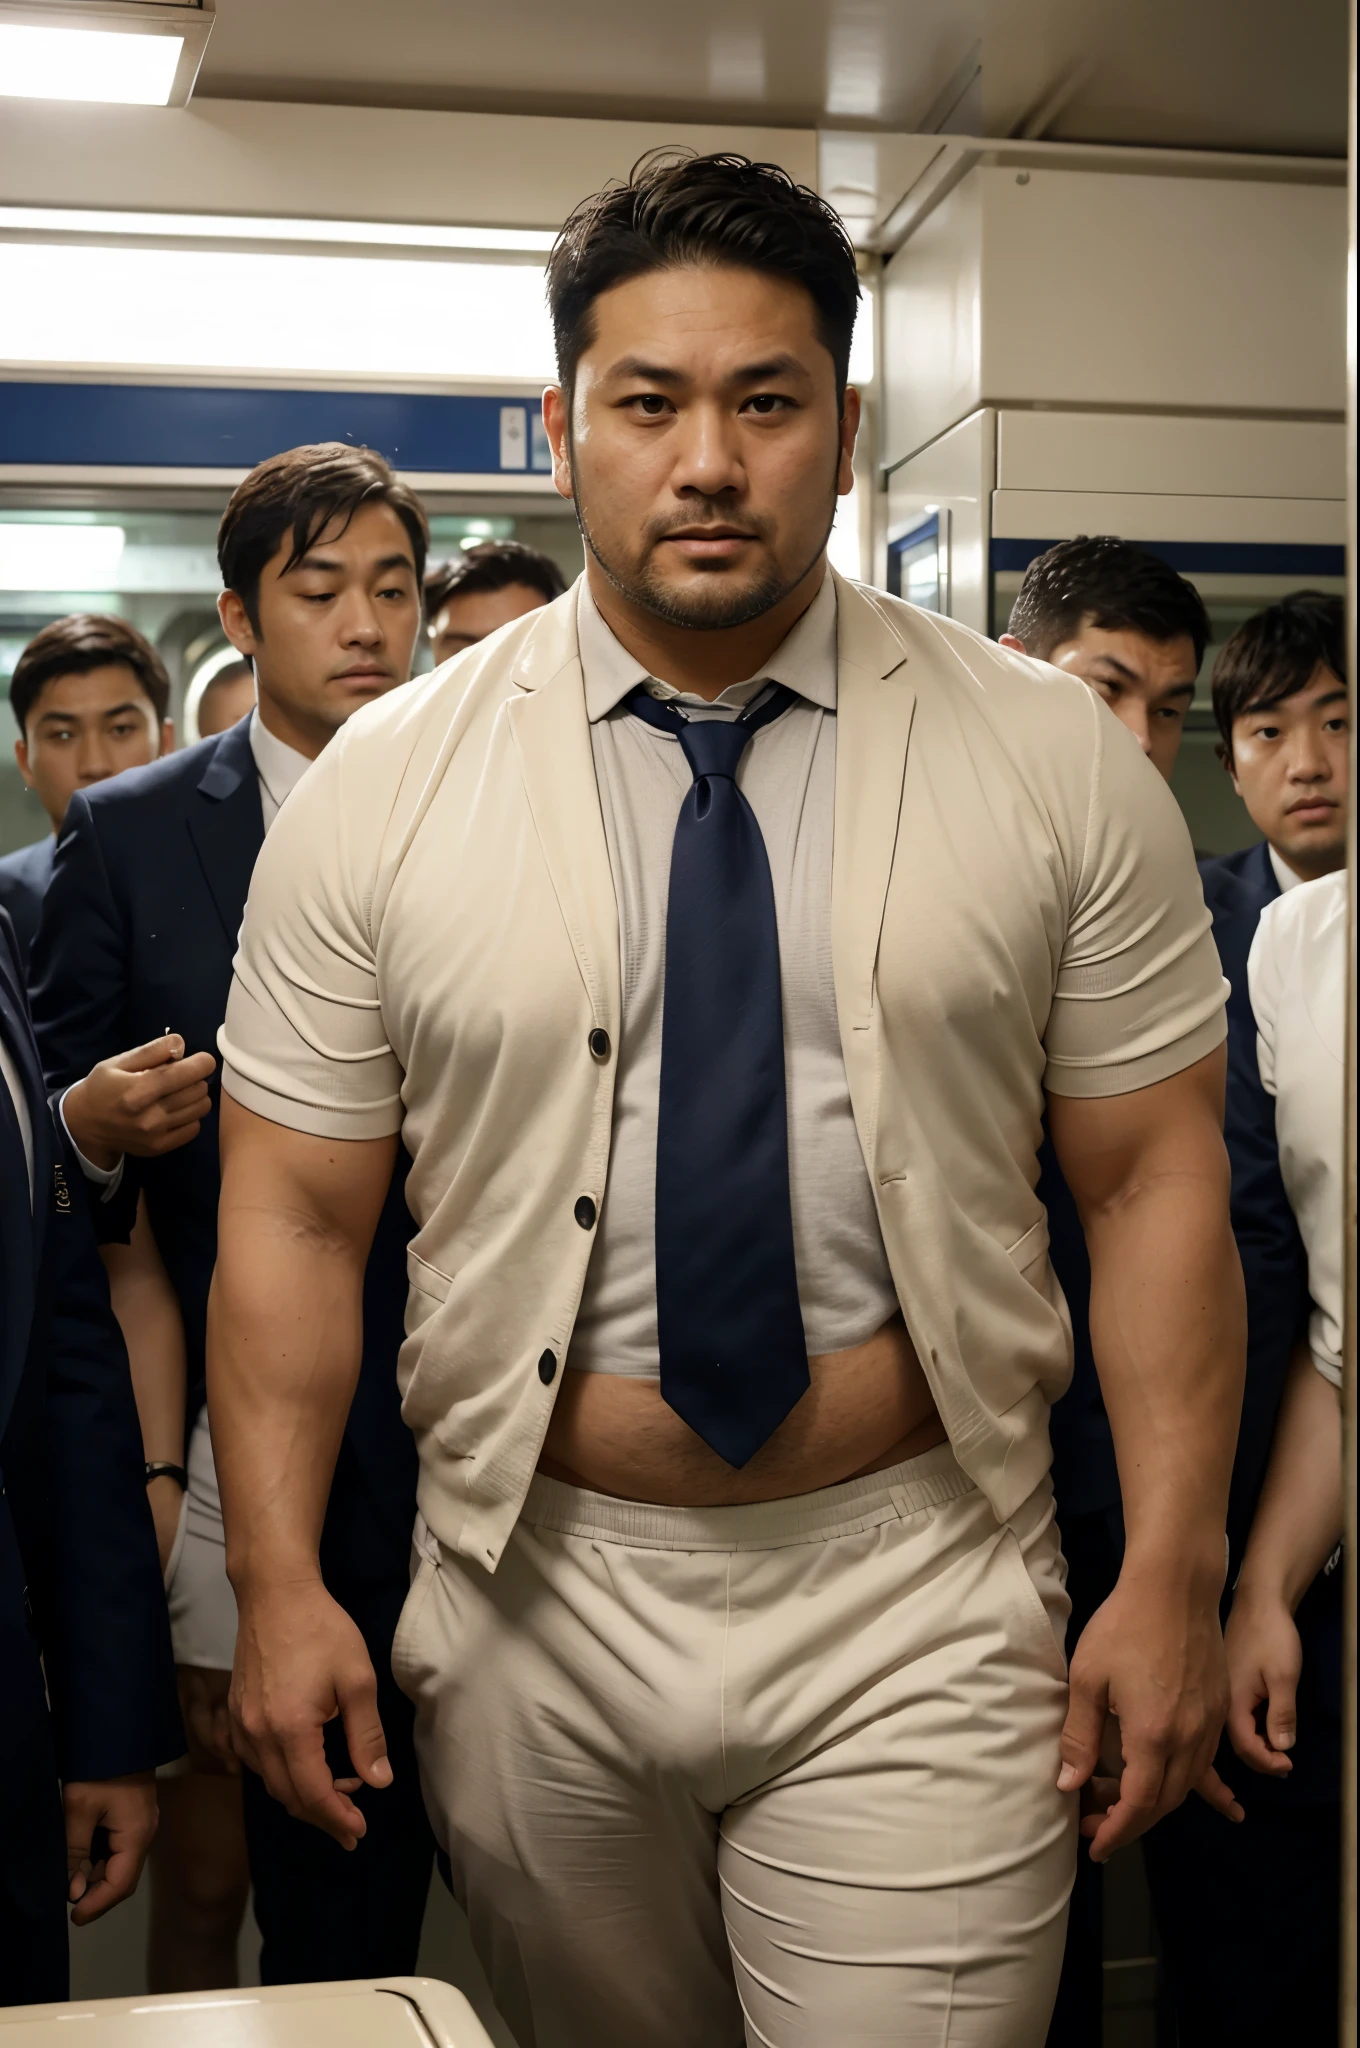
[580,522,833,634]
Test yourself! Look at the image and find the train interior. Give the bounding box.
[0,3,1352,2043]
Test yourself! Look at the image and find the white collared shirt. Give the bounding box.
[1268,845,1305,896]
[568,574,899,1377]
[1249,869,1347,1387]
[249,707,312,830]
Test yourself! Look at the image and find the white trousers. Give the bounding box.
[395,1444,1076,2048]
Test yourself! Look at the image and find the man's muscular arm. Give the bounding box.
[208,1092,397,1847]
[1048,1046,1246,1862]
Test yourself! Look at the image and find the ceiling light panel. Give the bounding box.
[0,207,558,255]
[0,521,125,590]
[0,2,213,108]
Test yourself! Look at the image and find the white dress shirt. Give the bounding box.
[1249,869,1347,1387]
[570,575,899,1376]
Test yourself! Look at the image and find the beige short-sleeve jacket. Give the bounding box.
[220,572,1226,1570]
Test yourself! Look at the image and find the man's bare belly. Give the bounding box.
[538,1311,946,1505]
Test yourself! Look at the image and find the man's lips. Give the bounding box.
[333,667,393,684]
[658,528,758,560]
[1286,797,1337,820]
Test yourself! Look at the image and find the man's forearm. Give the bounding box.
[1086,1172,1244,1580]
[1235,1343,1342,1612]
[207,1211,363,1592]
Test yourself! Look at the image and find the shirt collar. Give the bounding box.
[577,571,838,723]
[249,706,313,813]
[1268,844,1306,895]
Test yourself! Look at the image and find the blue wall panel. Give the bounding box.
[0,382,547,474]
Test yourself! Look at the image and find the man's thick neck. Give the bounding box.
[586,557,828,702]
[254,683,329,762]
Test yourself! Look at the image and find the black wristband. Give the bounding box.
[144,1460,188,1490]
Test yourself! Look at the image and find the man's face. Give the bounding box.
[429,581,550,666]
[544,264,858,631]
[218,500,421,755]
[16,663,170,832]
[1029,622,1198,783]
[1226,662,1349,880]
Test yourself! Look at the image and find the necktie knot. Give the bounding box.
[677,716,751,785]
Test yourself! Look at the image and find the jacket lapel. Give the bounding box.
[831,574,917,1034]
[0,938,49,1428]
[186,719,266,949]
[505,596,621,1041]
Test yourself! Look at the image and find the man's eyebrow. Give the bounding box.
[1159,680,1197,701]
[38,698,142,725]
[290,549,415,575]
[603,352,810,385]
[1240,685,1349,718]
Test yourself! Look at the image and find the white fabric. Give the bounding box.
[570,576,898,1376]
[1249,870,1347,1387]
[249,705,312,828]
[0,1029,34,1207]
[164,1406,239,1668]
[1268,844,1306,896]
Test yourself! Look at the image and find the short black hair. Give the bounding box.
[9,612,170,733]
[218,442,429,631]
[547,149,861,404]
[1007,536,1211,669]
[1211,590,1346,761]
[425,540,566,622]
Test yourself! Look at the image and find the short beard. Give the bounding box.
[569,433,841,633]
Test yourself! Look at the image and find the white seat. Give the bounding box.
[0,1977,497,2047]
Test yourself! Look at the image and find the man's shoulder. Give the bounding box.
[0,835,53,891]
[79,726,235,826]
[1257,867,1347,955]
[332,587,578,766]
[1198,840,1271,905]
[839,578,1098,740]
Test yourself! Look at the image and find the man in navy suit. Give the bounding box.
[1,906,180,2007]
[29,442,439,1986]
[1141,591,1347,2045]
[1006,560,1347,2042]
[0,615,173,966]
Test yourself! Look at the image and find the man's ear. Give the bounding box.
[218,587,258,656]
[14,734,35,790]
[998,633,1027,653]
[542,387,574,504]
[159,719,176,758]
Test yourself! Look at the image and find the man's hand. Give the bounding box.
[178,1665,240,1776]
[1223,1586,1301,1778]
[63,1035,216,1170]
[1059,1564,1243,1861]
[64,1772,158,1925]
[230,1578,392,1849]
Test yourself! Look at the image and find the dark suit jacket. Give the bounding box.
[0,835,55,969]
[1,909,179,1784]
[28,717,418,1597]
[1046,838,1338,1802]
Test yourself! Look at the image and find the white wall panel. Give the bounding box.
[995,411,1346,500]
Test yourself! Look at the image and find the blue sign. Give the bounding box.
[0,382,554,475]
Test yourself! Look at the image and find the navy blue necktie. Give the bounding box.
[627,683,810,1467]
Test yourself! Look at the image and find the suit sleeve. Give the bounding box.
[28,792,140,1243]
[26,1111,182,1781]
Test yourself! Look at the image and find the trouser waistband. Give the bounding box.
[519,1441,974,1552]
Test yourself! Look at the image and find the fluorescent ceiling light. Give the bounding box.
[0,206,558,255]
[0,522,125,590]
[0,242,556,380]
[0,23,182,104]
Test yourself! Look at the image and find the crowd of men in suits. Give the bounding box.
[0,441,1347,2037]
